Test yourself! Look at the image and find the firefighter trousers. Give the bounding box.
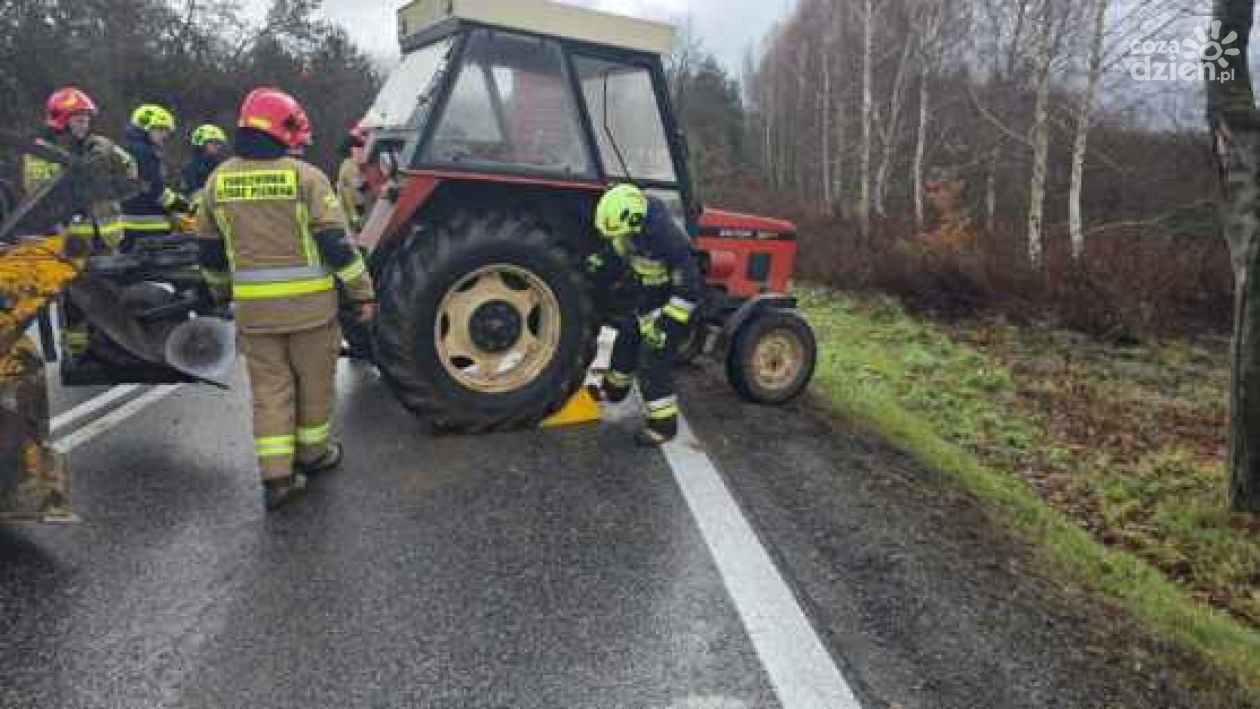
[607,313,684,424]
[241,320,341,481]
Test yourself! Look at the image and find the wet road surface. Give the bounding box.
[0,358,1234,708]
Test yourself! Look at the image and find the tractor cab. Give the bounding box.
[352,0,814,432]
[362,0,694,230]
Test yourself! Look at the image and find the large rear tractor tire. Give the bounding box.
[374,211,596,432]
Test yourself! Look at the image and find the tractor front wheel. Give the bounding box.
[726,308,817,405]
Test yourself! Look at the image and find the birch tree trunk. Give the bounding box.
[874,37,914,218]
[915,71,929,229]
[1207,0,1260,512]
[1069,0,1108,262]
[821,51,833,208]
[1026,5,1053,268]
[795,50,811,198]
[986,147,998,234]
[913,1,946,230]
[834,78,847,218]
[859,0,874,243]
[762,79,776,189]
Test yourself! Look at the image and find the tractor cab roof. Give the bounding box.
[397,0,675,57]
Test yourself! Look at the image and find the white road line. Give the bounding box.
[49,384,145,437]
[52,385,182,453]
[663,414,863,709]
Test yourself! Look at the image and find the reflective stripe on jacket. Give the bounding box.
[196,156,351,334]
[22,134,136,249]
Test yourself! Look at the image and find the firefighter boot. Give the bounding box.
[295,442,343,477]
[263,473,308,510]
[635,413,678,447]
[590,371,633,403]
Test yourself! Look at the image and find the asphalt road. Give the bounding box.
[0,358,1238,708]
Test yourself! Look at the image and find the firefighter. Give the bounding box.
[335,124,367,234]
[195,87,375,509]
[586,184,703,446]
[179,123,230,199]
[22,87,137,359]
[22,87,136,250]
[120,103,190,249]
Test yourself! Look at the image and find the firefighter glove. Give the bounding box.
[639,314,668,350]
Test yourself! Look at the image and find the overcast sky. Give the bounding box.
[250,0,796,74]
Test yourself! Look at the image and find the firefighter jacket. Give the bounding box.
[180,149,227,200]
[195,155,375,335]
[120,125,186,235]
[21,130,136,248]
[586,196,703,327]
[336,157,365,230]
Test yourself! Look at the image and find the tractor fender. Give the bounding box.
[718,292,798,353]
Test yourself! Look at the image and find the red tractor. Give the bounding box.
[353,0,817,431]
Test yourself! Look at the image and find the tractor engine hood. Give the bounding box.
[698,208,797,241]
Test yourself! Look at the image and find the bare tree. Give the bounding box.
[1068,0,1109,263]
[1026,0,1054,268]
[912,0,949,228]
[821,4,835,209]
[859,0,874,241]
[1207,0,1260,512]
[873,30,915,218]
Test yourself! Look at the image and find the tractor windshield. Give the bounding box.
[363,37,455,130]
[573,55,677,184]
[425,30,591,177]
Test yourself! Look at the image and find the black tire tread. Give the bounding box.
[373,210,596,432]
[726,308,817,405]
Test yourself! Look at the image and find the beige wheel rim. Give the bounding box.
[751,330,805,393]
[435,264,562,394]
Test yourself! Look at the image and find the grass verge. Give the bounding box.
[799,288,1260,697]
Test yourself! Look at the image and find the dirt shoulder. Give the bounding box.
[679,366,1252,708]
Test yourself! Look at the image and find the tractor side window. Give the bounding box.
[573,56,677,184]
[364,38,454,130]
[425,30,591,177]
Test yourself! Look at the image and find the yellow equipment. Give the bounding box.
[540,386,601,428]
[0,131,142,520]
[0,235,82,520]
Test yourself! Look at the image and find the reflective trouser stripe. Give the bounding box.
[256,436,296,458]
[296,422,330,446]
[605,370,634,387]
[646,395,679,420]
[662,304,690,323]
[663,296,695,324]
[232,275,335,300]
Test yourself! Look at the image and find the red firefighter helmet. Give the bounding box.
[238,87,312,148]
[45,87,98,132]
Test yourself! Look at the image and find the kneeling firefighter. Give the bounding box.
[587,184,703,446]
[195,88,375,509]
